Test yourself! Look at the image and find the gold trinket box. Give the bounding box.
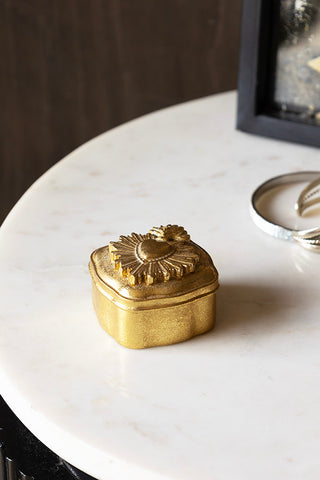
[89,225,219,349]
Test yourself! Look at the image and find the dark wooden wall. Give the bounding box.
[0,0,242,223]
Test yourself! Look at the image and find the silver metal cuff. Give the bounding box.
[250,171,320,252]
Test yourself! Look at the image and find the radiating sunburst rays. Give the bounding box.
[109,226,199,286]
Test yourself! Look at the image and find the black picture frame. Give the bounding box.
[237,0,320,148]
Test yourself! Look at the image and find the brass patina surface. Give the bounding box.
[89,225,219,349]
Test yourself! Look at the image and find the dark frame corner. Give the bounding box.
[237,0,320,148]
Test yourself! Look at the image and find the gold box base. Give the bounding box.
[91,281,216,349]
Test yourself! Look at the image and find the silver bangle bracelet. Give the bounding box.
[250,171,320,252]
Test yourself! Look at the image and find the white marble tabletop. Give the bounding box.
[1,91,320,480]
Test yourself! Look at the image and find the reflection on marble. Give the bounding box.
[1,92,320,479]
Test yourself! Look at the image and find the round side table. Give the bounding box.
[1,91,320,480]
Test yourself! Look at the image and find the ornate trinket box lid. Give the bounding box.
[89,225,219,348]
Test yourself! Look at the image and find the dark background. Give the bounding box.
[0,0,242,224]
